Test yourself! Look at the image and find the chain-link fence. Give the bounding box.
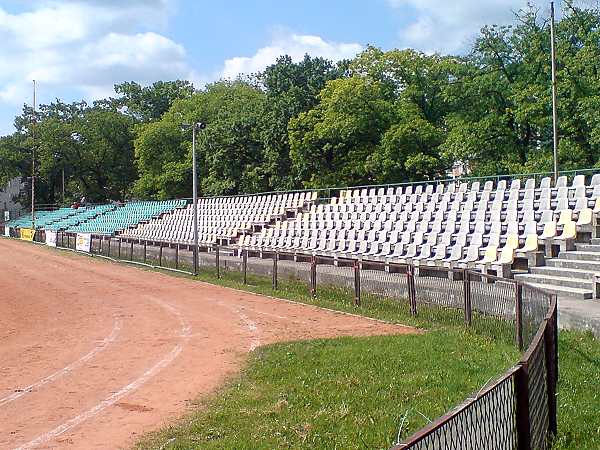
[19,232,557,450]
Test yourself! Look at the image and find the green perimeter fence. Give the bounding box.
[2,228,558,450]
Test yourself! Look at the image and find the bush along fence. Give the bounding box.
[3,229,558,450]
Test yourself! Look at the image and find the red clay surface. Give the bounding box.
[0,238,416,449]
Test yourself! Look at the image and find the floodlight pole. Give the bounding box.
[192,124,199,275]
[31,80,36,230]
[550,2,559,182]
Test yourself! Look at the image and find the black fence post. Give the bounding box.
[515,363,531,450]
[515,282,524,351]
[159,242,163,267]
[310,255,317,298]
[407,264,417,315]
[272,251,278,290]
[354,259,361,307]
[215,244,220,279]
[143,241,147,264]
[118,238,122,259]
[463,269,472,327]
[175,244,179,270]
[107,238,111,258]
[130,240,134,261]
[243,248,248,284]
[544,299,559,436]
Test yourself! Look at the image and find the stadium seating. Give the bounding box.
[6,172,600,297]
[67,200,185,235]
[46,205,116,231]
[122,192,317,244]
[5,207,85,230]
[242,176,591,267]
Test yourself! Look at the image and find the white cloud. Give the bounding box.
[0,0,193,114]
[387,0,550,54]
[220,33,363,80]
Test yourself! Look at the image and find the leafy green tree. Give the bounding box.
[443,3,600,175]
[289,76,394,187]
[259,55,349,189]
[134,80,267,198]
[114,80,195,123]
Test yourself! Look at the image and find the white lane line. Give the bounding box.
[14,297,192,450]
[213,300,261,351]
[247,308,309,325]
[14,344,183,450]
[237,311,261,351]
[0,318,122,407]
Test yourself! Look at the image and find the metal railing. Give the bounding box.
[2,230,558,450]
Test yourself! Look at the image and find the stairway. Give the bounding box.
[514,239,600,300]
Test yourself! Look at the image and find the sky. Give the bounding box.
[0,0,562,136]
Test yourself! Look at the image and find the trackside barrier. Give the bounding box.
[5,232,558,450]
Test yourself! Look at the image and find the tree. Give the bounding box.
[114,80,195,123]
[443,3,600,175]
[134,80,267,198]
[258,55,348,190]
[1,101,136,205]
[289,76,394,187]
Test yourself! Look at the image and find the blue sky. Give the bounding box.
[0,0,558,136]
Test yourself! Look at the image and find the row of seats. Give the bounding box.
[5,206,113,230]
[13,174,594,279]
[68,200,185,235]
[235,177,598,276]
[340,174,598,200]
[122,193,317,243]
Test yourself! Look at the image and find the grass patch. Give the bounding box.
[193,266,516,345]
[137,331,518,449]
[553,330,600,450]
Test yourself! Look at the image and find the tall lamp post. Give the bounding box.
[182,121,206,275]
[550,2,559,182]
[31,80,37,230]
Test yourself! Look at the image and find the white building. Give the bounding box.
[0,178,24,222]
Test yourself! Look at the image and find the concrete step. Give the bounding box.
[590,238,600,245]
[575,243,600,252]
[515,273,594,290]
[530,265,596,281]
[562,251,600,262]
[515,279,593,300]
[547,258,600,272]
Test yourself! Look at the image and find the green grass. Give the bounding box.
[132,266,599,450]
[192,266,516,345]
[553,330,600,450]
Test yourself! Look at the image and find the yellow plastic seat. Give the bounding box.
[576,208,593,226]
[557,221,576,240]
[497,246,515,264]
[504,233,519,249]
[521,234,538,252]
[481,245,499,263]
[593,198,600,214]
[541,222,557,239]
[558,210,573,225]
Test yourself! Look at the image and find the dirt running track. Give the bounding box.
[0,239,415,449]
